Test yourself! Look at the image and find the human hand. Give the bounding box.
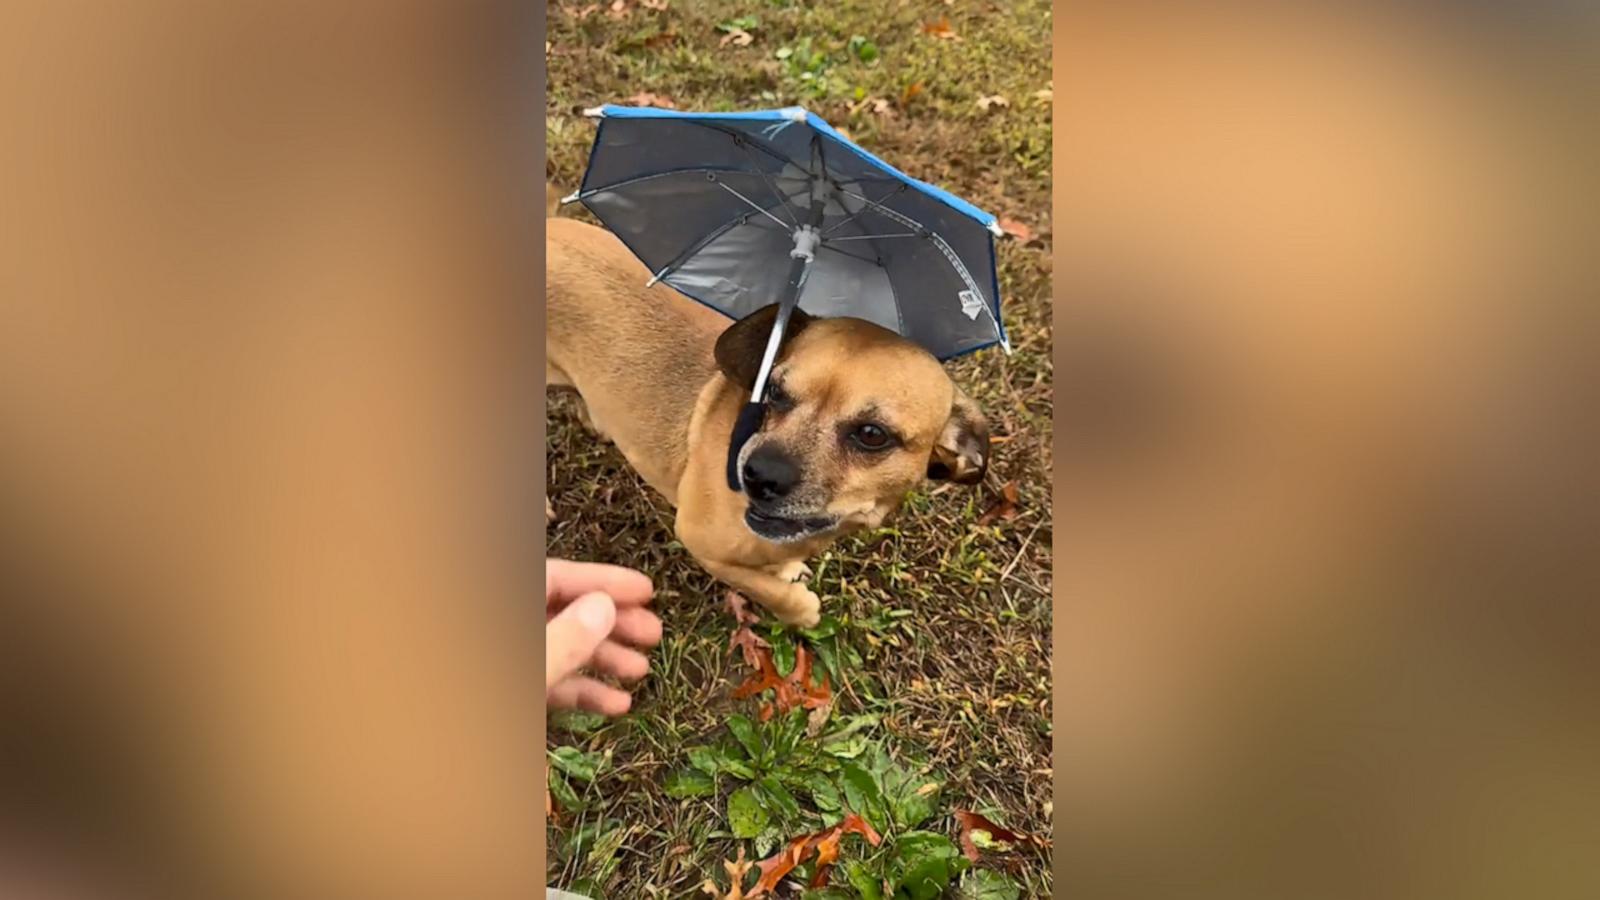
[545,559,662,716]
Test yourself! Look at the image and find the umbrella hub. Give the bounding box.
[789,224,820,263]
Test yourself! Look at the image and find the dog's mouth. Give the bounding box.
[743,507,837,543]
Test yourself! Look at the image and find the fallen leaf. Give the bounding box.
[626,91,676,109]
[719,28,754,47]
[997,217,1034,242]
[900,81,924,107]
[808,829,842,887]
[703,846,754,899]
[726,590,761,626]
[641,0,668,8]
[976,480,1021,526]
[833,127,853,142]
[750,834,810,896]
[728,626,770,669]
[733,643,830,716]
[564,2,599,20]
[953,809,1048,862]
[1034,87,1053,102]
[916,782,941,796]
[748,813,882,897]
[976,94,1010,111]
[922,16,961,40]
[606,0,629,20]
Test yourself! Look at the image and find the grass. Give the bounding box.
[547,1,1052,895]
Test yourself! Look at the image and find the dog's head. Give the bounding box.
[714,305,989,543]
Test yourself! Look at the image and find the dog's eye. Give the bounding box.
[767,382,794,413]
[849,423,892,451]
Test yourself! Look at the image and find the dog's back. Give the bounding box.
[545,214,731,498]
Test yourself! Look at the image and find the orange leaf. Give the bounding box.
[732,646,784,699]
[703,846,754,898]
[750,834,811,896]
[899,81,924,107]
[953,809,1047,862]
[838,812,884,847]
[808,829,842,888]
[976,480,1021,526]
[728,626,770,669]
[998,217,1034,242]
[726,590,762,626]
[921,16,960,40]
[626,91,676,109]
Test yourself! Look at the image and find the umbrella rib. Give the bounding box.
[577,165,767,200]
[823,233,919,242]
[736,141,800,228]
[716,181,791,230]
[835,187,1004,339]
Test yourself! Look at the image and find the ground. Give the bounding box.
[546,1,1051,896]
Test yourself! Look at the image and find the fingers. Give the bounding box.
[546,559,654,609]
[545,592,615,689]
[613,607,663,649]
[589,639,650,683]
[546,676,632,716]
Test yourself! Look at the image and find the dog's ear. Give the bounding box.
[714,304,815,390]
[927,384,989,485]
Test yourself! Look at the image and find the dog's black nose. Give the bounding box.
[742,448,800,503]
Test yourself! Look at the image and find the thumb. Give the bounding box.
[545,592,616,689]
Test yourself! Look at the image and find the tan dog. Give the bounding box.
[546,209,989,626]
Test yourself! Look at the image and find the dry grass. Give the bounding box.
[547,1,1051,895]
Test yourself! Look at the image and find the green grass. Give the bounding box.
[547,1,1052,895]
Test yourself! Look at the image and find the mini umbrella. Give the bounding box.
[563,104,1008,491]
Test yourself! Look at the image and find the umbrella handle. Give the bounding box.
[725,401,766,491]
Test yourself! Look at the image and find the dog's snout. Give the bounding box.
[742,448,800,503]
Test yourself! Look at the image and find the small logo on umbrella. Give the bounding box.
[958,289,984,321]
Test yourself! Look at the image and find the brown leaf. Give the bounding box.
[606,0,630,20]
[953,809,1048,862]
[998,217,1034,242]
[704,846,754,898]
[975,94,1010,111]
[976,480,1021,526]
[921,16,961,40]
[1033,87,1053,103]
[899,81,924,107]
[726,590,762,626]
[641,0,668,8]
[564,3,600,20]
[750,835,810,896]
[808,829,842,888]
[733,643,832,717]
[728,625,770,669]
[626,91,676,109]
[837,812,884,847]
[719,27,754,47]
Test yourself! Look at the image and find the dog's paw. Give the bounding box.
[775,560,813,584]
[775,584,821,629]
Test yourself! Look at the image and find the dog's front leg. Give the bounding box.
[700,559,821,628]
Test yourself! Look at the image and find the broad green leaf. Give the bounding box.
[798,615,841,640]
[663,769,715,799]
[957,869,1022,900]
[688,745,720,776]
[809,774,842,812]
[845,860,884,900]
[548,768,584,812]
[549,709,607,736]
[727,714,763,763]
[892,832,969,900]
[840,762,889,833]
[891,781,939,831]
[801,889,855,900]
[547,746,603,783]
[585,825,628,880]
[770,631,797,677]
[728,785,769,838]
[756,776,802,824]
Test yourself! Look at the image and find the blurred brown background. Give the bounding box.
[1,2,544,897]
[1055,5,1600,898]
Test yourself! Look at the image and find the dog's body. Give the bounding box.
[546,212,988,625]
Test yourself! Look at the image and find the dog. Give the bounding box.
[545,199,990,626]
